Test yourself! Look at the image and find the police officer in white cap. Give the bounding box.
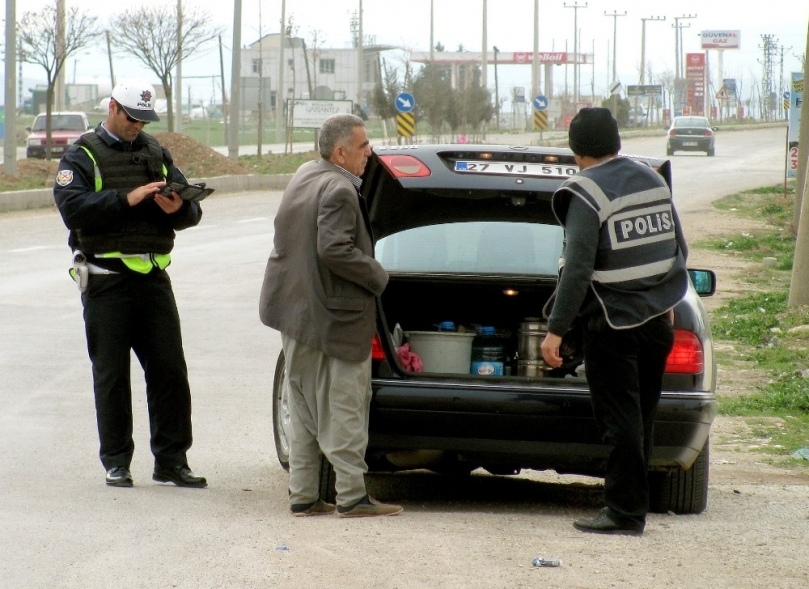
[53,78,207,489]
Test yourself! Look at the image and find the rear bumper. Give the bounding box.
[668,138,713,151]
[368,378,716,475]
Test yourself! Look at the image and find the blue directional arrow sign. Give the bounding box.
[533,95,548,111]
[395,92,415,113]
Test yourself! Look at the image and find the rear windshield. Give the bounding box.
[673,117,709,128]
[376,221,564,276]
[31,115,87,132]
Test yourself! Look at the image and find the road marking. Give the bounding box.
[237,217,268,223]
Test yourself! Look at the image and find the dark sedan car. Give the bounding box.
[667,116,717,156]
[272,144,718,515]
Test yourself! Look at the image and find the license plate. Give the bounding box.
[682,141,699,147]
[454,161,578,178]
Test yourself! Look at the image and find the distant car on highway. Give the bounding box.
[667,116,717,156]
[26,112,91,159]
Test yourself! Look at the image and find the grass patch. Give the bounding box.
[239,151,319,175]
[706,182,809,457]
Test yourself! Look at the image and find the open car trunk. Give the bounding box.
[377,274,584,379]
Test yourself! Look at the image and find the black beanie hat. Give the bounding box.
[568,107,621,157]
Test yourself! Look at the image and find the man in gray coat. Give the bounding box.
[259,113,402,518]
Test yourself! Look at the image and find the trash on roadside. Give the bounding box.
[275,545,290,551]
[791,448,809,461]
[532,556,562,567]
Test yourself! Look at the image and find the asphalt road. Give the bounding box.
[0,126,795,588]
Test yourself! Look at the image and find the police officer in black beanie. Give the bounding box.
[541,107,690,535]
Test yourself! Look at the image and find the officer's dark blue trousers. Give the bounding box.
[81,269,193,470]
[582,313,675,524]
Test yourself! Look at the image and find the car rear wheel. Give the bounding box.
[666,146,674,156]
[648,438,710,514]
[273,350,339,503]
[707,148,715,157]
[272,350,291,471]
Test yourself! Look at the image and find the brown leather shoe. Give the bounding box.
[291,499,336,517]
[337,495,403,518]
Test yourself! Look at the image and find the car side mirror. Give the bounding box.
[688,269,716,296]
[712,127,719,132]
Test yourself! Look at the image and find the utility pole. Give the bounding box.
[357,0,364,117]
[640,16,665,85]
[673,14,697,80]
[672,15,696,115]
[55,0,65,111]
[788,20,809,307]
[759,34,778,121]
[564,2,587,108]
[493,45,500,130]
[228,0,242,160]
[4,0,17,176]
[175,0,183,133]
[605,10,626,118]
[640,16,665,125]
[430,0,434,62]
[481,0,488,138]
[532,0,539,101]
[275,0,287,143]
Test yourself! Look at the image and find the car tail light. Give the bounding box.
[665,330,704,374]
[703,130,713,137]
[377,155,431,178]
[371,334,386,361]
[668,130,677,137]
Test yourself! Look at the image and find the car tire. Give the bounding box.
[648,438,710,514]
[272,350,291,471]
[666,147,674,156]
[707,148,715,157]
[318,453,337,504]
[273,349,339,503]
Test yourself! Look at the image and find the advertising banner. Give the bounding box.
[685,53,706,116]
[700,30,741,50]
[787,72,804,179]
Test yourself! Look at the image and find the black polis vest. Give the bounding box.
[73,132,175,255]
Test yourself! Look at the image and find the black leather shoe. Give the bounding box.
[152,464,207,488]
[573,507,644,536]
[105,466,133,487]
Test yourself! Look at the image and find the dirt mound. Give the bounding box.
[152,132,251,178]
[1,133,250,191]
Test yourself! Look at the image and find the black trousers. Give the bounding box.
[81,270,193,470]
[582,313,674,524]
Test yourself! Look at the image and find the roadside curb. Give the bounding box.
[0,173,295,214]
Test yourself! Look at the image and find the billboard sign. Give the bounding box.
[685,53,706,115]
[700,30,741,50]
[289,99,353,129]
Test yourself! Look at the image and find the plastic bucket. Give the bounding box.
[405,331,476,374]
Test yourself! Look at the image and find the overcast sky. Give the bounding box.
[5,0,808,107]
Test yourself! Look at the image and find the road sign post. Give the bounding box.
[532,94,548,137]
[395,92,416,143]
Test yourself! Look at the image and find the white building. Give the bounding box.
[239,33,398,117]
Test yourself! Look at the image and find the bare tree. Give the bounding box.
[18,4,101,159]
[108,6,224,132]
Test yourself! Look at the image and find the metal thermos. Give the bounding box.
[517,317,550,376]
